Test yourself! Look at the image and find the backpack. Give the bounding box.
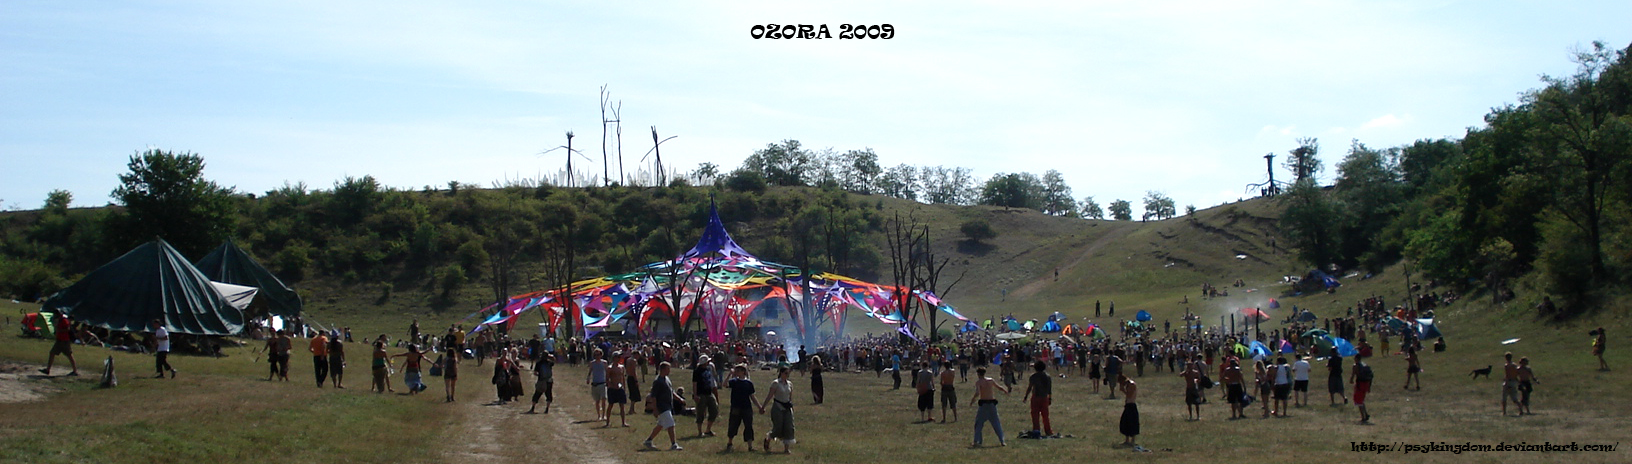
[1355,364,1374,383]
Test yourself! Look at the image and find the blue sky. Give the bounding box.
[3,1,1629,213]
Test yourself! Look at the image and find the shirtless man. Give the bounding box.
[940,364,958,423]
[969,367,1010,447]
[1118,374,1140,447]
[1517,357,1538,415]
[607,352,630,427]
[1221,357,1246,419]
[1500,352,1521,417]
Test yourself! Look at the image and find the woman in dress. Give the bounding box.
[760,367,796,454]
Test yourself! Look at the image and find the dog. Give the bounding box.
[1469,365,1492,380]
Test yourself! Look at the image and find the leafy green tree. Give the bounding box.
[979,173,1043,210]
[921,166,975,205]
[1108,199,1132,221]
[1285,137,1322,184]
[1079,196,1103,219]
[1141,191,1176,221]
[741,139,813,186]
[1333,140,1405,268]
[44,190,72,213]
[1040,170,1077,216]
[879,164,920,201]
[960,219,997,242]
[723,168,767,193]
[842,149,882,194]
[1521,41,1632,283]
[691,162,719,185]
[1280,179,1345,267]
[110,149,236,257]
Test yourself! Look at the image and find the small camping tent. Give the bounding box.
[43,239,245,335]
[1135,310,1152,322]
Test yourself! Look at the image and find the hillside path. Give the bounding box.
[445,364,624,464]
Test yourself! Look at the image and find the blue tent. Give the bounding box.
[1327,336,1359,357]
[1248,340,1272,361]
[1416,318,1442,339]
[1040,320,1061,332]
[1135,310,1152,322]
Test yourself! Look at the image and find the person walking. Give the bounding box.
[692,356,721,437]
[1517,357,1538,415]
[1181,359,1203,421]
[1292,354,1311,407]
[1222,357,1245,419]
[916,361,937,422]
[42,315,80,377]
[370,340,393,393]
[393,345,432,394]
[1350,356,1373,424]
[309,330,329,387]
[1402,347,1421,391]
[1500,352,1521,417]
[328,332,346,389]
[528,353,555,414]
[152,319,175,378]
[1327,356,1347,406]
[1271,356,1291,417]
[724,364,762,452]
[643,362,684,451]
[588,349,609,421]
[760,367,796,454]
[442,349,460,402]
[1021,361,1053,436]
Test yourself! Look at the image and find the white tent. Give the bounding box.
[209,281,259,311]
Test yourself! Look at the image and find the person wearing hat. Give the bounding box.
[692,355,720,437]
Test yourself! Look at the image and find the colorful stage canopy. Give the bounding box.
[474,202,966,343]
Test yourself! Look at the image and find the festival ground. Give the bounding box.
[1,291,1627,464]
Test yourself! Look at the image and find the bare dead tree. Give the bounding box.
[1244,152,1285,197]
[613,100,624,186]
[643,127,678,187]
[540,131,590,187]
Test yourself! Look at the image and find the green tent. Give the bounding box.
[196,240,302,318]
[43,239,244,335]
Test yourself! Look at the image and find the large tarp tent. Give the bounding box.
[196,241,303,317]
[42,239,245,335]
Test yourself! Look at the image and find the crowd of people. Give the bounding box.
[28,283,1613,456]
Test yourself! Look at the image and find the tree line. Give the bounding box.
[723,139,1184,221]
[1277,41,1632,315]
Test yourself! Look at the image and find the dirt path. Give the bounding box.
[444,365,624,464]
[0,361,63,403]
[1012,224,1137,300]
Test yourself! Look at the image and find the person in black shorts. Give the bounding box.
[915,362,936,422]
[939,365,958,422]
